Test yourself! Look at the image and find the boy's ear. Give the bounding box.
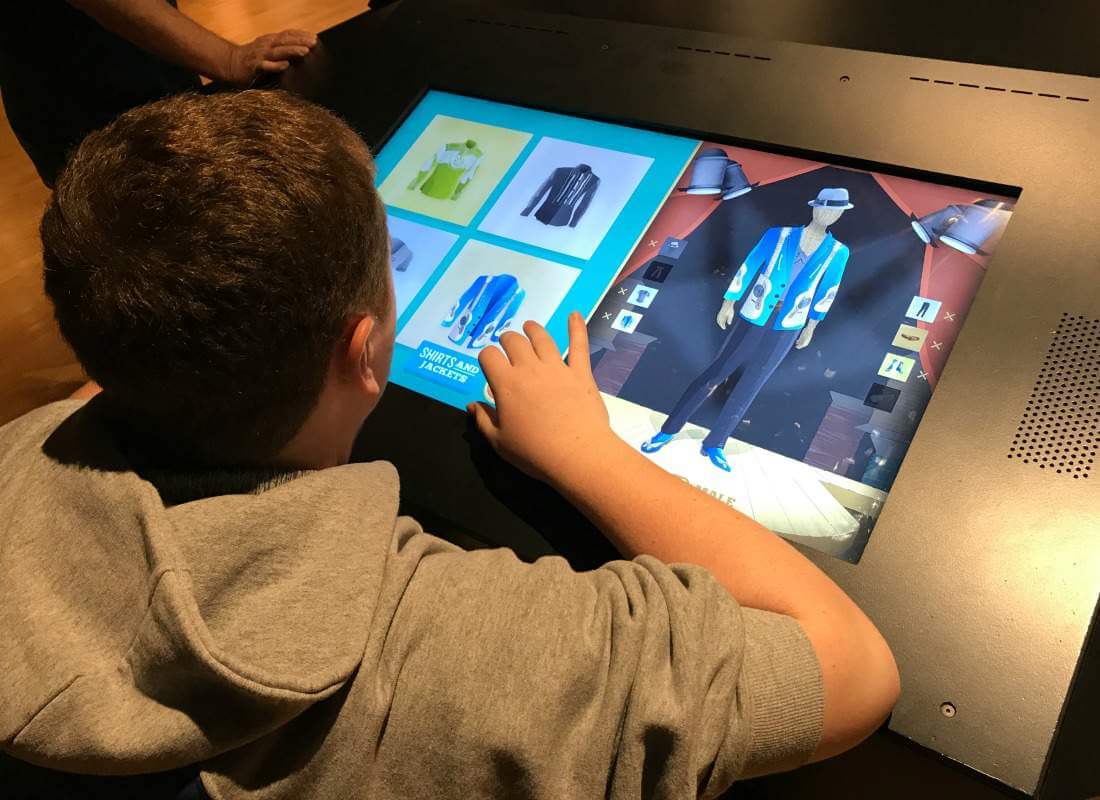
[346,315,379,392]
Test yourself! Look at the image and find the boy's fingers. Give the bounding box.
[523,320,561,362]
[498,330,533,366]
[478,344,509,387]
[565,312,592,375]
[466,402,500,442]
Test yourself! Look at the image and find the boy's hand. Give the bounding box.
[468,313,616,484]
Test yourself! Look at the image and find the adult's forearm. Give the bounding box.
[70,0,233,81]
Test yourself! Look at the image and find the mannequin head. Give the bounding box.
[812,204,846,227]
[807,188,853,228]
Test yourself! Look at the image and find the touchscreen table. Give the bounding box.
[375,90,1018,562]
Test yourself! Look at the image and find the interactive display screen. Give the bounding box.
[375,90,1018,562]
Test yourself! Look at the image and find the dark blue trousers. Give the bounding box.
[660,318,800,449]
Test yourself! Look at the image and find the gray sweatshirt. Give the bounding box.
[0,400,823,799]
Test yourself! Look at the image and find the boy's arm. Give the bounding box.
[469,314,900,766]
[69,0,316,85]
[385,535,822,796]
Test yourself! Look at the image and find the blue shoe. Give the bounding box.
[701,446,731,472]
[641,432,673,453]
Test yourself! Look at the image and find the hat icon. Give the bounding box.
[808,187,854,210]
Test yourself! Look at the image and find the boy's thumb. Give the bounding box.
[467,402,500,441]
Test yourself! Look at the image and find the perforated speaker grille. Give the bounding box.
[1009,314,1100,478]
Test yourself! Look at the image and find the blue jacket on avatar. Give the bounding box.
[723,225,849,331]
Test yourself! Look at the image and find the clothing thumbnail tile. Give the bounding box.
[379,115,531,226]
[397,239,580,353]
[386,215,460,318]
[478,137,653,259]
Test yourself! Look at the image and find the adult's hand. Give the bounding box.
[70,2,321,86]
[222,30,318,86]
[468,313,613,485]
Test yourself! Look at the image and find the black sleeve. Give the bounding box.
[521,170,555,216]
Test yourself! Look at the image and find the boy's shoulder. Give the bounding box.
[1,398,85,435]
[0,399,87,465]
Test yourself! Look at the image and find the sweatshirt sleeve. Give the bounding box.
[379,546,824,799]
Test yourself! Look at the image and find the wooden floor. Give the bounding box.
[0,1,368,426]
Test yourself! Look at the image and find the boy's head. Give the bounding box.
[41,90,395,467]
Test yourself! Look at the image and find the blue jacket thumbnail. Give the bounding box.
[442,273,525,349]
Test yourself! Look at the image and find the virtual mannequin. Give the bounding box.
[642,187,853,471]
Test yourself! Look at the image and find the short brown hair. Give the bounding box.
[41,90,389,464]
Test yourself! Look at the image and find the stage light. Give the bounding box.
[937,199,1014,255]
[682,147,728,195]
[911,205,965,246]
[720,161,753,200]
[911,199,1015,255]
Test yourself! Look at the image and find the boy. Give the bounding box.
[0,91,898,799]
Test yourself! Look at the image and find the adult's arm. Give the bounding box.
[469,314,901,768]
[68,0,316,85]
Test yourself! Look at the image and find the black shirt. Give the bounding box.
[0,0,199,186]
